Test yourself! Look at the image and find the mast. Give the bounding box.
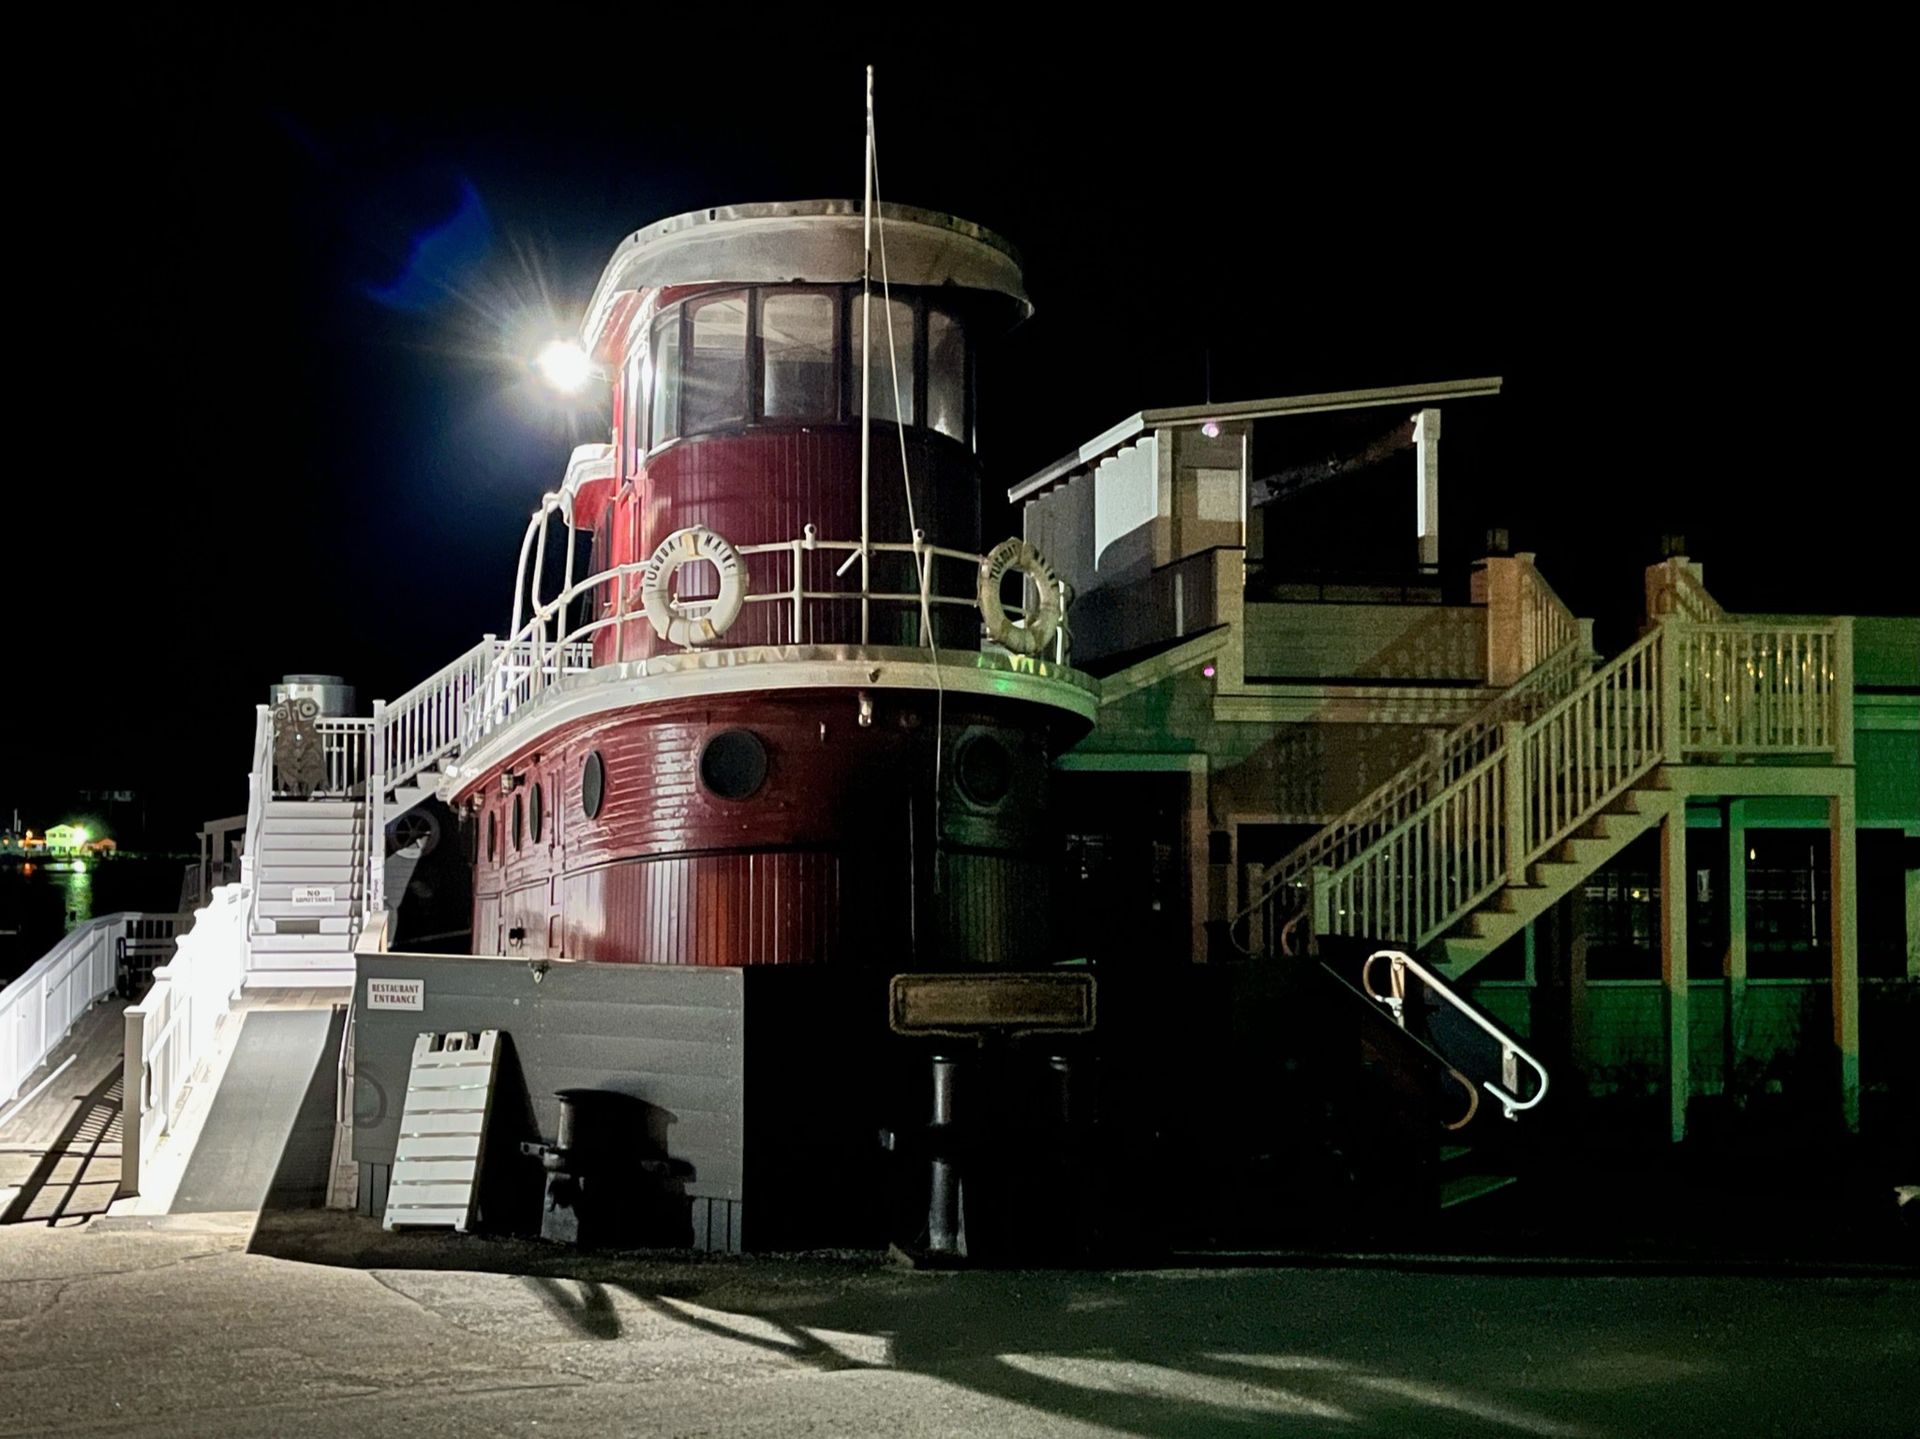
[859,64,874,645]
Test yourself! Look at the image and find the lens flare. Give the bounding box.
[535,339,594,394]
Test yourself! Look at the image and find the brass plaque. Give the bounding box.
[889,972,1096,1037]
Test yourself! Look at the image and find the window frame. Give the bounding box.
[635,284,971,457]
[755,287,842,425]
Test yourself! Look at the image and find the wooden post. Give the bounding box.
[1832,617,1854,766]
[1830,784,1860,1134]
[1413,408,1441,570]
[119,1007,145,1198]
[1658,622,1682,764]
[1502,723,1528,885]
[1660,802,1690,1143]
[1906,826,1920,982]
[1723,798,1749,1106]
[1310,865,1332,953]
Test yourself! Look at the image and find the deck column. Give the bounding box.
[1660,803,1690,1143]
[1723,798,1748,1104]
[1906,826,1920,982]
[1830,786,1860,1133]
[1413,408,1440,570]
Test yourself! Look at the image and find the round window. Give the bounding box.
[581,751,606,820]
[955,733,1013,808]
[699,729,769,801]
[486,810,497,862]
[530,782,544,844]
[512,792,525,850]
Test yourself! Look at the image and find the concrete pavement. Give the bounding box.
[2,1215,1916,1437]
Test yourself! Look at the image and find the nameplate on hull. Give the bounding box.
[889,972,1095,1037]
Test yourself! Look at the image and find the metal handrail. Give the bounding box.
[1361,948,1548,1120]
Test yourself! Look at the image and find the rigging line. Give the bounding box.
[870,104,947,892]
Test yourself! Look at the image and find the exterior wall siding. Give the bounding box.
[351,954,746,1247]
[1244,602,1488,684]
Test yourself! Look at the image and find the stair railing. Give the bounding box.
[1311,613,1843,954]
[1361,948,1548,1119]
[1234,635,1587,954]
[377,637,505,795]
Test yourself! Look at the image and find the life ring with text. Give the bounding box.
[977,538,1063,657]
[640,526,749,647]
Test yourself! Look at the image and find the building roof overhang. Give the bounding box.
[1007,376,1505,504]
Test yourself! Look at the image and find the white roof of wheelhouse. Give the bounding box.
[582,200,1029,353]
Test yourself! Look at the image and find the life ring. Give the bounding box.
[977,538,1063,657]
[639,526,749,647]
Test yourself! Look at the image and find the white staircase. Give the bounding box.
[246,798,368,988]
[1238,560,1850,979]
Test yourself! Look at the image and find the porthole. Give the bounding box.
[530,782,545,844]
[955,733,1013,809]
[581,751,606,819]
[512,793,525,851]
[699,729,768,801]
[486,810,497,862]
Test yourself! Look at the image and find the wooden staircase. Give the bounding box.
[1435,773,1675,974]
[1237,560,1849,984]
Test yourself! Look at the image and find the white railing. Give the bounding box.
[379,638,505,793]
[1673,623,1844,756]
[1306,615,1844,953]
[468,525,1067,750]
[1516,561,1581,679]
[121,885,248,1195]
[1362,949,1548,1119]
[1513,624,1666,872]
[2,912,180,1107]
[1236,635,1589,953]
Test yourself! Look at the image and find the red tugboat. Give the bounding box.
[446,200,1097,971]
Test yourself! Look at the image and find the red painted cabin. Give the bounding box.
[454,202,1096,970]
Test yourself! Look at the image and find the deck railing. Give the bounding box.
[121,886,247,1195]
[468,526,1066,747]
[2,912,180,1108]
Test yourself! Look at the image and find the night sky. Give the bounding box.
[13,31,1905,845]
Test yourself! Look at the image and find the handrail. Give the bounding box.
[1291,613,1842,957]
[462,527,1070,755]
[1361,948,1548,1120]
[3,913,174,1106]
[1234,634,1587,950]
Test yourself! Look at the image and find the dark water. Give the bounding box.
[0,858,187,982]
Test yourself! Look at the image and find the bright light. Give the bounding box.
[1202,663,1217,679]
[1201,420,1222,439]
[534,339,594,394]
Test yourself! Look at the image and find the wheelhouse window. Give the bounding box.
[634,286,972,451]
[850,295,916,425]
[683,292,748,433]
[624,343,648,469]
[926,309,966,442]
[760,291,836,420]
[650,311,681,445]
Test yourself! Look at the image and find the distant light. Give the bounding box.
[534,339,594,394]
[1201,421,1221,439]
[1202,663,1217,679]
